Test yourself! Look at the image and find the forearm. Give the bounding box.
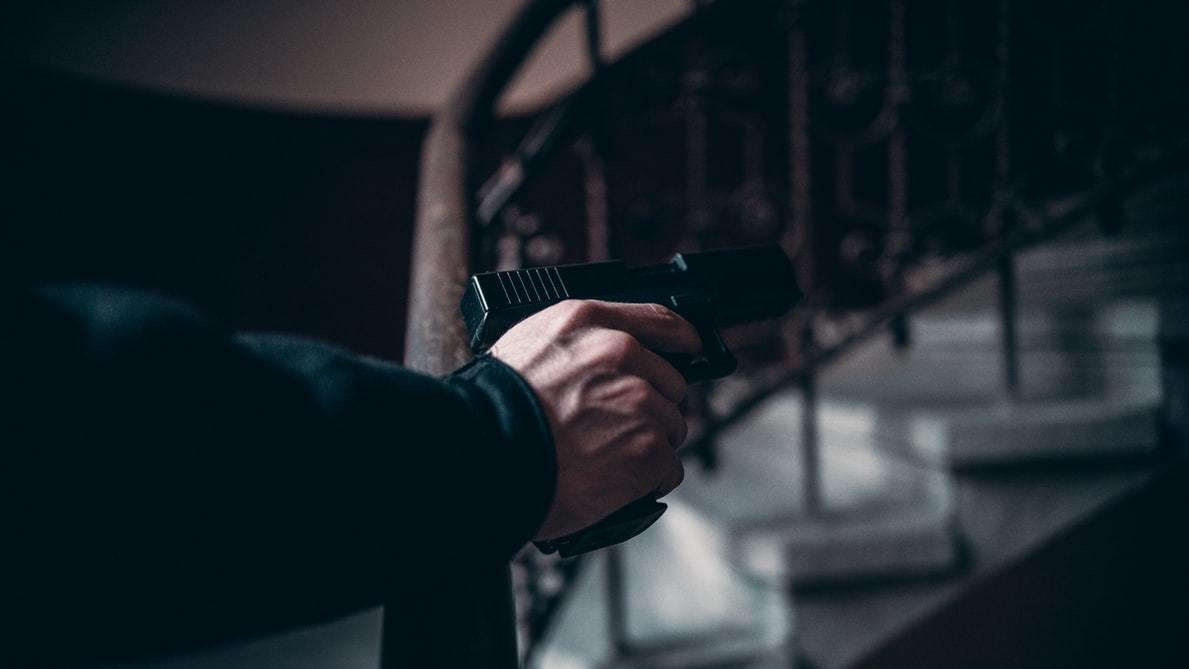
[1,284,554,665]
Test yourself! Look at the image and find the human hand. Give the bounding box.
[490,300,701,541]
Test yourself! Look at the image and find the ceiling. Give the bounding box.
[3,0,690,116]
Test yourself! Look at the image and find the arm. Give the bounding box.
[1,285,698,667]
[2,284,555,664]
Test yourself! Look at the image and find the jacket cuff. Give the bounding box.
[446,355,556,554]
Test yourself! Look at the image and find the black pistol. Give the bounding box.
[460,245,801,557]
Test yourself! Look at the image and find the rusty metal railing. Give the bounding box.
[395,2,595,666]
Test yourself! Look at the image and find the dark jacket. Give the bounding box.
[2,283,555,667]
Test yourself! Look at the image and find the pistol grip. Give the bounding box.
[533,495,667,558]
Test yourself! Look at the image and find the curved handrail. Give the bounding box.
[405,0,575,376]
[394,3,581,668]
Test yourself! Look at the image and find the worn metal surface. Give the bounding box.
[397,2,582,667]
[404,0,576,376]
[405,121,474,375]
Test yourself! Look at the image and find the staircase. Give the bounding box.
[534,178,1189,667]
[398,0,1189,665]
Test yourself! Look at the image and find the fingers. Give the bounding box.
[577,327,686,403]
[556,300,702,356]
[622,342,687,405]
[629,382,687,495]
[639,385,688,447]
[653,448,685,496]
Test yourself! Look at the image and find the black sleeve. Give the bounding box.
[1,284,555,667]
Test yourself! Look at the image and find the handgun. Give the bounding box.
[461,244,801,557]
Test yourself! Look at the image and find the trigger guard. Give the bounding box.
[664,296,737,382]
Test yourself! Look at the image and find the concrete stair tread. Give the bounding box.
[671,393,958,586]
[817,297,1162,404]
[928,228,1189,310]
[533,512,794,669]
[904,395,1164,466]
[685,395,950,520]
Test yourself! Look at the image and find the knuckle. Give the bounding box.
[622,377,653,409]
[624,436,655,462]
[558,300,597,328]
[596,330,637,366]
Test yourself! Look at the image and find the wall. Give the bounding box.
[2,1,689,359]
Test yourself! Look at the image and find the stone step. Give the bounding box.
[759,393,1165,471]
[534,393,955,667]
[673,393,959,589]
[541,394,1171,666]
[1015,237,1189,306]
[940,230,1189,312]
[532,525,795,669]
[901,395,1165,469]
[819,298,1162,405]
[947,173,1189,310]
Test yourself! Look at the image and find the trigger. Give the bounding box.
[665,295,737,382]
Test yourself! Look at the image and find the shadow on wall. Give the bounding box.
[3,64,427,362]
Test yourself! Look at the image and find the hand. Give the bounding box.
[490,300,701,541]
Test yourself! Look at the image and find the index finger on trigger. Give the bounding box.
[582,300,702,356]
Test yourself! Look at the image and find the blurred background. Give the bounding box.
[4,1,1189,667]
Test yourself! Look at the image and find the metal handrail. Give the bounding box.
[405,0,577,377]
[396,3,582,667]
